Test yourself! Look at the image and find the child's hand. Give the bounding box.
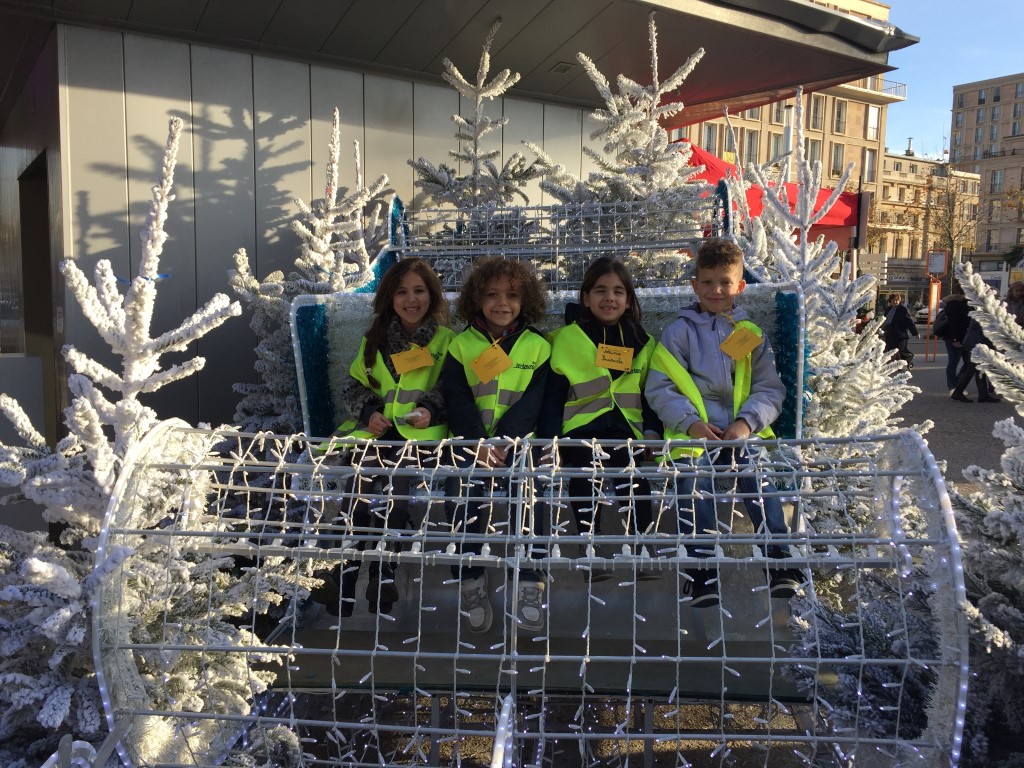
[687,421,723,440]
[367,412,392,436]
[721,418,752,441]
[404,408,431,428]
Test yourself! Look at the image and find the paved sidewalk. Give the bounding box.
[897,336,1018,488]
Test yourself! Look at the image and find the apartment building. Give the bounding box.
[951,73,1024,256]
[863,149,980,300]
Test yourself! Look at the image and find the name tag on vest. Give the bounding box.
[391,346,434,375]
[720,327,762,360]
[471,345,513,383]
[596,343,633,372]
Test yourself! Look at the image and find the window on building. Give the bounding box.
[1015,102,1022,119]
[992,169,1005,193]
[833,99,847,134]
[975,126,984,143]
[954,131,963,146]
[910,240,919,259]
[866,105,880,140]
[979,88,987,104]
[702,123,718,154]
[974,146,983,161]
[745,106,762,120]
[806,137,822,166]
[994,86,1001,103]
[897,186,905,201]
[957,92,966,108]
[863,147,877,182]
[991,200,1003,221]
[807,94,824,131]
[770,102,785,124]
[910,164,918,174]
[1017,83,1024,99]
[993,105,1002,121]
[894,161,903,172]
[830,142,844,176]
[1018,228,1024,245]
[894,238,903,258]
[724,128,737,156]
[883,185,891,200]
[956,111,964,127]
[744,129,759,164]
[991,124,1000,141]
[1014,121,1022,137]
[990,143,999,155]
[914,189,921,203]
[768,132,784,160]
[953,148,963,162]
[977,108,986,123]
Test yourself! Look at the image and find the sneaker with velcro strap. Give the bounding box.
[768,568,805,599]
[686,568,720,608]
[516,580,547,633]
[459,574,492,633]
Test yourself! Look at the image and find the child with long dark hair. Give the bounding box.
[538,257,662,581]
[327,257,452,616]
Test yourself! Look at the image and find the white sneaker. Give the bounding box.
[460,574,492,633]
[516,580,546,633]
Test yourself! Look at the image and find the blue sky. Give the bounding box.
[883,0,1022,159]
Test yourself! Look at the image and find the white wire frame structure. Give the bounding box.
[385,198,727,292]
[93,421,968,768]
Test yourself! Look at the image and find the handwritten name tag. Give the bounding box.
[470,345,513,383]
[596,343,633,372]
[720,327,762,360]
[391,346,434,375]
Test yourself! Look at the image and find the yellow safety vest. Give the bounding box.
[447,326,550,437]
[340,326,455,441]
[650,320,775,459]
[551,322,655,438]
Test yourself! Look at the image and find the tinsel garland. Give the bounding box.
[773,290,803,439]
[294,302,335,437]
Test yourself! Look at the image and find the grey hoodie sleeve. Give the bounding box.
[735,336,786,434]
[644,323,703,437]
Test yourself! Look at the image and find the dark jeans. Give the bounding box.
[444,444,543,582]
[944,339,964,389]
[558,441,654,537]
[953,349,993,398]
[672,445,790,561]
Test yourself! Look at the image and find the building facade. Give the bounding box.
[951,73,1024,257]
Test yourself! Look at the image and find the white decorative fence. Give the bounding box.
[93,422,967,768]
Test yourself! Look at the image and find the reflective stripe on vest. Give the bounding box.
[345,326,455,440]
[551,322,655,438]
[447,327,550,437]
[649,320,775,459]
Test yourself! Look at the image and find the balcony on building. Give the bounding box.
[826,76,907,105]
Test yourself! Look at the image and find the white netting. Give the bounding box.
[94,423,967,768]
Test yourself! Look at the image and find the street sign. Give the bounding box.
[927,250,948,278]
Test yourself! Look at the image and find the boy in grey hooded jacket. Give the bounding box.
[645,239,801,608]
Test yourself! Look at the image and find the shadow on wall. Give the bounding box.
[76,103,309,427]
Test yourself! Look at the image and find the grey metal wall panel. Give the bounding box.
[502,97,545,207]
[123,34,200,424]
[252,55,311,282]
[59,25,130,379]
[310,66,364,207]
[363,73,415,206]
[581,111,603,181]
[411,81,459,208]
[189,45,258,426]
[542,102,584,180]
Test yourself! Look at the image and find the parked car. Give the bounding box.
[915,305,934,325]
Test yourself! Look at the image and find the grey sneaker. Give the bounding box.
[516,580,546,633]
[460,574,492,633]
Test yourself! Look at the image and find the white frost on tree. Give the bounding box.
[0,118,307,767]
[231,107,390,434]
[408,20,541,210]
[947,263,1024,764]
[527,13,710,283]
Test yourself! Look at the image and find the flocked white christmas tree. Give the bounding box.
[408,20,541,210]
[231,107,390,434]
[945,262,1024,764]
[0,118,311,766]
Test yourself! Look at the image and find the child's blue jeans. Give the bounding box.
[673,445,790,560]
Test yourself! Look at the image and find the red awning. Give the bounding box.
[681,140,859,228]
